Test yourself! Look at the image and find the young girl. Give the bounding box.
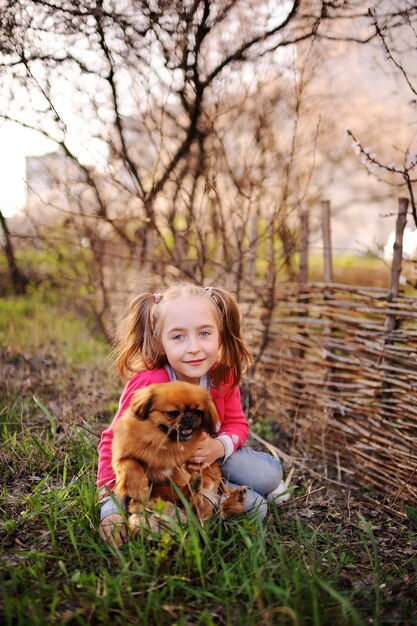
[97,283,287,545]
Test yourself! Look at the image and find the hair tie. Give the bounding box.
[153,292,163,304]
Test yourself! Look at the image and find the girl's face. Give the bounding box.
[159,296,220,384]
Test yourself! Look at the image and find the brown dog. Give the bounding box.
[111,381,247,529]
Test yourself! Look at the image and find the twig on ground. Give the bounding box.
[249,430,299,463]
[278,486,326,508]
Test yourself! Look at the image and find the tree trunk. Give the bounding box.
[0,208,28,294]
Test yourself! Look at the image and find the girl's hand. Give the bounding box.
[99,512,128,546]
[187,434,225,471]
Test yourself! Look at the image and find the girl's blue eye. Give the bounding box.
[200,331,210,336]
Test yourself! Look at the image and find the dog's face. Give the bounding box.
[130,381,218,442]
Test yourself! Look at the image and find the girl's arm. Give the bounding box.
[97,426,117,492]
[215,384,249,461]
[96,393,132,531]
[187,384,249,470]
[97,421,127,543]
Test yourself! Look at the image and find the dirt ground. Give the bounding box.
[280,469,417,624]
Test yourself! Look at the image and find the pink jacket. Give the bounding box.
[96,368,249,491]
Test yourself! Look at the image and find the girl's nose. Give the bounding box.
[187,336,200,352]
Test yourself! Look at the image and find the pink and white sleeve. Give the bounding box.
[216,384,249,461]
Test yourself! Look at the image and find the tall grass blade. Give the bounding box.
[33,395,57,436]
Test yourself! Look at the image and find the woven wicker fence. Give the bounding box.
[241,281,417,507]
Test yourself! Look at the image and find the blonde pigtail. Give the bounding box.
[210,287,252,388]
[116,293,157,378]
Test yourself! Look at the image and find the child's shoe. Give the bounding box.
[266,480,291,505]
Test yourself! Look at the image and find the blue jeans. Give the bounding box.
[222,447,282,521]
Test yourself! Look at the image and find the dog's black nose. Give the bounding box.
[181,412,197,429]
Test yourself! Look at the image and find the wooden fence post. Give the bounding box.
[385,197,409,332]
[377,197,409,427]
[299,209,309,284]
[320,200,335,456]
[294,210,309,367]
[321,200,333,283]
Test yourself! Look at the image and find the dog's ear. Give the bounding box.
[130,387,155,421]
[202,397,219,437]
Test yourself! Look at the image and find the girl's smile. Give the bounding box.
[160,296,220,384]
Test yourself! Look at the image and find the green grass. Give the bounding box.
[307,254,390,286]
[0,384,373,626]
[0,243,91,283]
[0,290,108,366]
[1,288,416,625]
[1,411,369,626]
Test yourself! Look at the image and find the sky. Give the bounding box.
[0,121,54,217]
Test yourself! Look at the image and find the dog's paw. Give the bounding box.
[127,497,146,516]
[220,485,247,517]
[128,513,144,536]
[192,492,216,521]
[236,485,247,503]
